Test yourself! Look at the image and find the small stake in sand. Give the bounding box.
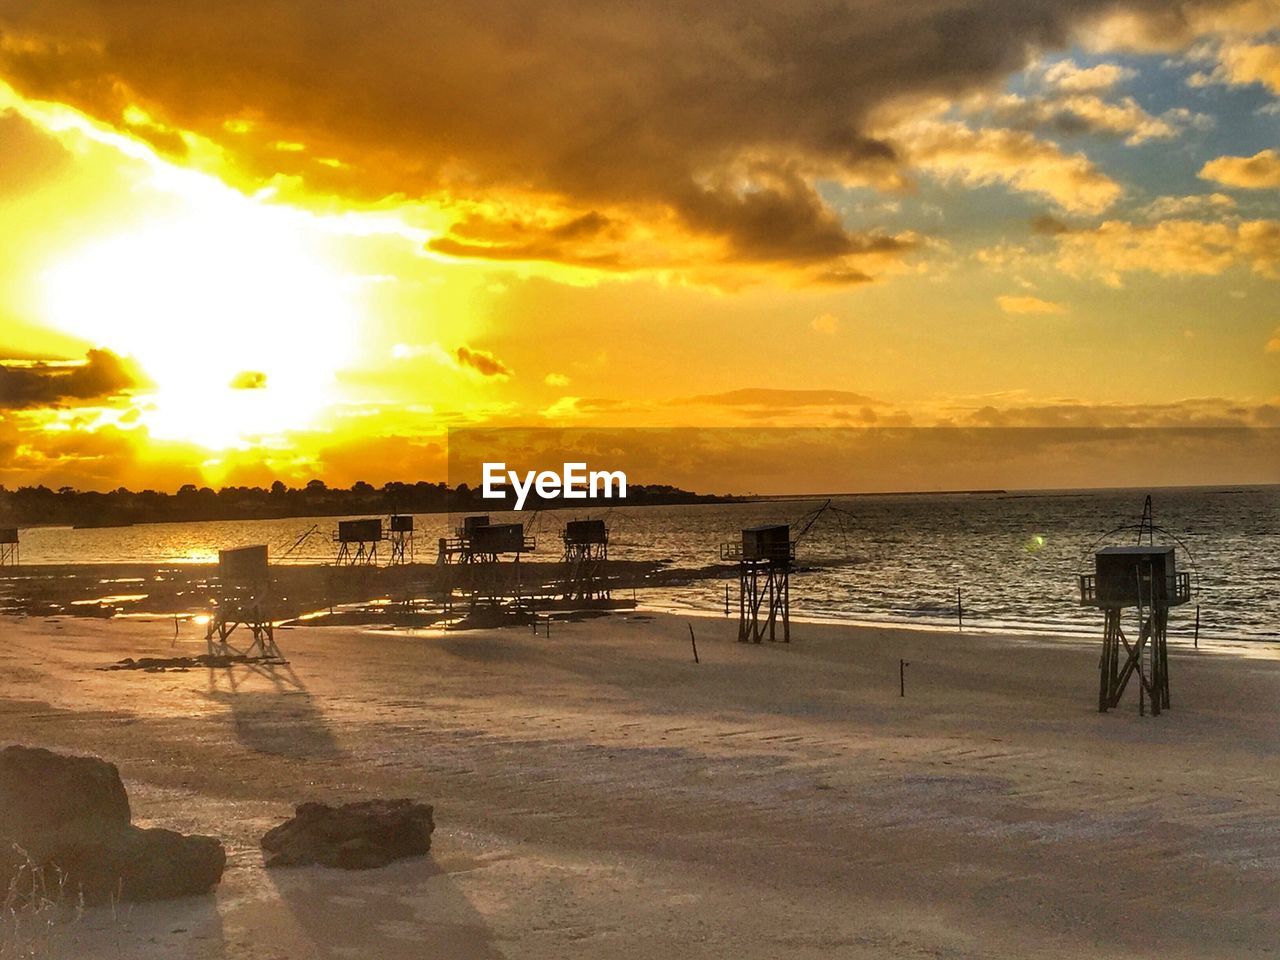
[724,584,730,617]
[956,586,963,633]
[900,659,909,697]
[1194,604,1200,649]
[688,623,699,664]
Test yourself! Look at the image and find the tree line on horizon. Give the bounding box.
[0,479,735,528]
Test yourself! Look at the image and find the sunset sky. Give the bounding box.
[0,1,1277,492]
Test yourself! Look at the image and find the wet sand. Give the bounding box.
[0,610,1277,958]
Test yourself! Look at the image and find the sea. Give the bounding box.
[9,486,1279,641]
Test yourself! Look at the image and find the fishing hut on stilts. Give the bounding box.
[207,544,284,661]
[0,528,18,567]
[723,524,794,642]
[437,516,536,613]
[388,514,414,564]
[720,499,856,644]
[334,518,382,566]
[437,515,491,564]
[1078,496,1194,716]
[561,518,610,602]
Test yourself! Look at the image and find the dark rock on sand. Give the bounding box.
[99,653,257,671]
[0,744,225,903]
[0,744,131,836]
[262,799,434,869]
[10,824,226,903]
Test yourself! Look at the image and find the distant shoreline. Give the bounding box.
[4,481,1277,531]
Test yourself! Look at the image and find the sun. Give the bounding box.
[41,179,360,450]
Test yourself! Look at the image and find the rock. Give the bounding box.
[20,824,226,903]
[261,799,434,870]
[0,744,225,904]
[0,745,130,837]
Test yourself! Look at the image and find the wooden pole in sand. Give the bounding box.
[1194,604,1200,649]
[724,584,730,616]
[688,623,700,664]
[956,586,963,633]
[900,659,908,697]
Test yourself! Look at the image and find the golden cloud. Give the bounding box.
[1220,39,1280,91]
[997,294,1067,314]
[1190,40,1280,93]
[0,0,1253,284]
[892,120,1123,212]
[1041,60,1136,92]
[988,91,1194,145]
[1142,192,1237,218]
[1200,149,1280,189]
[1054,218,1280,283]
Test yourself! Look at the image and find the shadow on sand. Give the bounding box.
[203,660,345,761]
[267,854,505,959]
[66,891,226,959]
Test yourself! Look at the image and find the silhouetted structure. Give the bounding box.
[437,514,487,564]
[438,516,536,611]
[1079,497,1192,715]
[0,527,17,567]
[561,518,610,601]
[334,518,382,566]
[722,524,793,643]
[207,544,283,661]
[389,514,414,564]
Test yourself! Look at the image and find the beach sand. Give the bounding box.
[0,610,1276,959]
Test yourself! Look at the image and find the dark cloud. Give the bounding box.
[1030,213,1072,235]
[455,345,511,379]
[0,349,142,409]
[0,0,1245,276]
[672,168,911,265]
